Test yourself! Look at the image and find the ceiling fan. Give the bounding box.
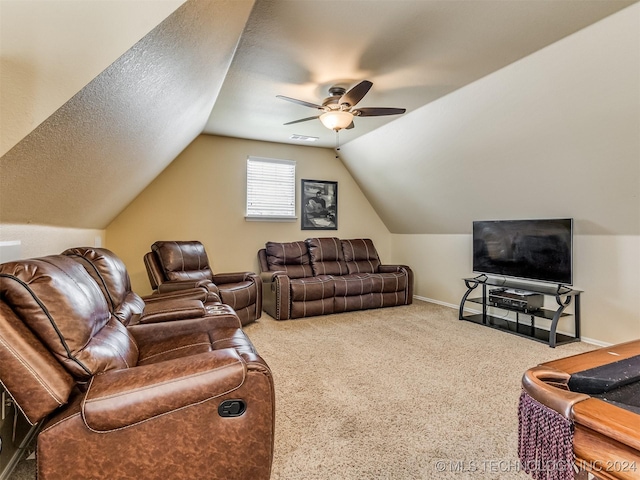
[277,80,406,132]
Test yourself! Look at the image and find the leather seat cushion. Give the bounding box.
[290,276,335,301]
[218,281,257,310]
[332,273,373,296]
[370,272,408,293]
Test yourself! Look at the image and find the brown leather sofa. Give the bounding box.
[258,237,413,320]
[0,253,274,480]
[144,241,262,325]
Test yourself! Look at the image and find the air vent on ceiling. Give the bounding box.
[290,134,318,142]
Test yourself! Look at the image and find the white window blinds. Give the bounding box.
[246,156,296,220]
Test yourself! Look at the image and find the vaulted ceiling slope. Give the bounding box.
[1,0,637,232]
[0,0,186,156]
[339,3,640,235]
[204,0,638,148]
[0,0,254,228]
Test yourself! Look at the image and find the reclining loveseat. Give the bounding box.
[0,251,274,480]
[62,246,237,330]
[258,237,413,320]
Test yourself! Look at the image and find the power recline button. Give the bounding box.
[218,399,246,417]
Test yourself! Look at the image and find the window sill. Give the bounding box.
[245,216,298,222]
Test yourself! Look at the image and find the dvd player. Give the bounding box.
[488,288,543,313]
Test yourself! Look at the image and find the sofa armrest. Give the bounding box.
[137,298,206,325]
[157,279,220,295]
[142,287,221,305]
[261,272,291,320]
[127,311,242,344]
[212,271,257,285]
[378,264,414,304]
[259,270,286,283]
[378,264,411,274]
[82,349,245,431]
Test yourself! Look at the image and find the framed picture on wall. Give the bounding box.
[301,179,337,230]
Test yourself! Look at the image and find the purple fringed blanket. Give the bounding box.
[518,390,575,480]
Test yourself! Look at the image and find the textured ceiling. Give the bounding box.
[0,0,254,228]
[0,0,186,157]
[204,0,638,148]
[1,0,637,231]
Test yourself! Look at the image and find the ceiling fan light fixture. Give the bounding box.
[319,110,353,131]
[278,80,406,135]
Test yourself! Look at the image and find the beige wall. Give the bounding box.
[362,5,640,347]
[0,224,105,259]
[106,135,391,295]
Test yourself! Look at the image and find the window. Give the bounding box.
[246,156,296,220]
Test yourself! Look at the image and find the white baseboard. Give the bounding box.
[412,295,608,347]
[576,336,611,347]
[413,295,458,309]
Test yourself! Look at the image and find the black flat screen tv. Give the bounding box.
[473,218,573,285]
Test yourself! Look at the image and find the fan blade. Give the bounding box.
[339,80,373,107]
[354,107,406,117]
[346,121,355,130]
[283,116,320,125]
[276,95,323,110]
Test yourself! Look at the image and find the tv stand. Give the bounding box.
[459,277,582,347]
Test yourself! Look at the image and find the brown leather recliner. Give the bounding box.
[0,255,274,480]
[144,241,262,325]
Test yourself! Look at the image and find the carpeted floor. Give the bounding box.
[243,300,595,480]
[9,300,596,479]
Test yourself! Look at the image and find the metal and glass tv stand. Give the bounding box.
[459,275,582,348]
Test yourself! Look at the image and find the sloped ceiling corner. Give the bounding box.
[0,0,186,157]
[338,3,640,236]
[0,0,254,229]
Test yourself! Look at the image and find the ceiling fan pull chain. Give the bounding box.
[335,130,341,158]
